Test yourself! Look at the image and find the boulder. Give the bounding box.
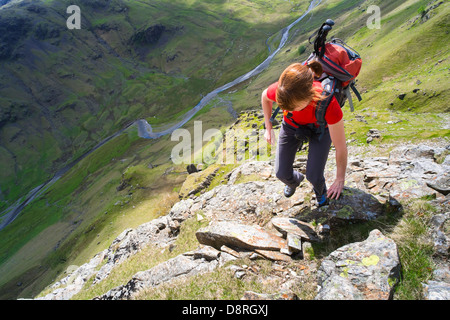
[325,187,385,224]
[196,221,287,252]
[316,229,401,300]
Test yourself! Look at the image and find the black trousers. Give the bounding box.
[275,121,332,197]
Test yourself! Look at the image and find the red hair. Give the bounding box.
[276,60,323,111]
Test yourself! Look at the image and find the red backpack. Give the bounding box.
[271,19,363,139]
[306,29,362,111]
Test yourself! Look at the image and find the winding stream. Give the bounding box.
[137,0,321,139]
[0,0,321,231]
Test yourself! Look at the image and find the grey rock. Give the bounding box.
[194,179,305,222]
[37,199,195,299]
[316,229,401,300]
[325,187,385,224]
[430,212,450,256]
[227,161,274,184]
[93,214,184,284]
[427,173,450,196]
[368,129,381,137]
[423,281,450,300]
[254,249,292,262]
[423,262,450,300]
[432,263,450,283]
[183,245,221,261]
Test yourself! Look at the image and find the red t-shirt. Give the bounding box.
[266,81,343,127]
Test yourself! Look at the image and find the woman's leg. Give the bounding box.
[305,128,332,199]
[275,123,304,188]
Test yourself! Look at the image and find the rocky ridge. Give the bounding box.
[36,141,450,300]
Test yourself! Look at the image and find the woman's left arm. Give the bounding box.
[327,119,348,200]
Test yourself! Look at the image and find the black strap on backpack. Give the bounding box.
[315,77,337,141]
[269,106,280,124]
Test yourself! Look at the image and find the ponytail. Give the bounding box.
[307,60,323,78]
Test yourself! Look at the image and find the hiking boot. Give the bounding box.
[283,175,304,198]
[317,193,329,207]
[284,185,296,198]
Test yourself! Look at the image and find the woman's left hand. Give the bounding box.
[328,119,348,201]
[327,179,345,200]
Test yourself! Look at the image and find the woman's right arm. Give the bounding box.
[261,88,274,145]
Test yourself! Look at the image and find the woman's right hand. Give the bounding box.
[261,87,275,145]
[264,128,274,145]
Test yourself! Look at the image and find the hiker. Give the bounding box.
[261,60,348,206]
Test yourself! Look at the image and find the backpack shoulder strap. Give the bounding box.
[315,77,337,140]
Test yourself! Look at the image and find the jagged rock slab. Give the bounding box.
[271,217,319,242]
[196,221,287,252]
[338,144,450,202]
[316,229,401,300]
[219,245,255,259]
[387,145,450,199]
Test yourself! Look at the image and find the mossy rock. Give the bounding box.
[324,187,385,225]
